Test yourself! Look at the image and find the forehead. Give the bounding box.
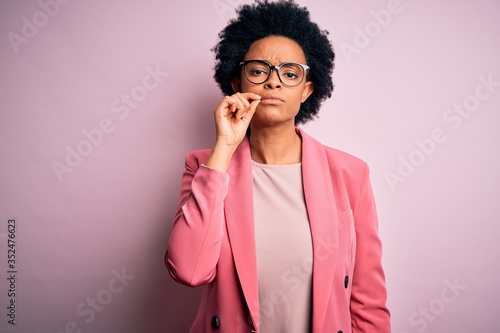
[243,36,307,64]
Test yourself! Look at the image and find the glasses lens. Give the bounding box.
[243,61,307,87]
[244,61,270,84]
[278,63,304,87]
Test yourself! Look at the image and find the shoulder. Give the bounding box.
[300,129,373,209]
[299,128,368,177]
[322,146,370,195]
[323,145,368,175]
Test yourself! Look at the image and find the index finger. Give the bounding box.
[240,92,261,102]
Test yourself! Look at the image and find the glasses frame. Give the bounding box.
[239,60,310,87]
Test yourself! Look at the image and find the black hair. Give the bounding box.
[212,0,335,124]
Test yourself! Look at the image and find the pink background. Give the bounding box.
[1,1,499,332]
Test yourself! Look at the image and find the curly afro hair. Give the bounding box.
[212,0,335,124]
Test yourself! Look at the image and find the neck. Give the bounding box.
[249,125,302,164]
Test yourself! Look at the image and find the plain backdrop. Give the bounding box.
[1,0,499,332]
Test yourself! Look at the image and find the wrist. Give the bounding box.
[206,143,237,172]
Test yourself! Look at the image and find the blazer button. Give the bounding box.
[338,331,343,333]
[344,275,349,288]
[211,315,220,329]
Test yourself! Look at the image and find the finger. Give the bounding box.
[236,93,261,119]
[228,99,237,114]
[232,93,251,118]
[234,92,251,108]
[241,92,261,102]
[238,99,260,121]
[245,99,261,117]
[225,96,241,115]
[216,96,235,115]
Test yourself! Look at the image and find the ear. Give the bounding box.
[231,79,241,93]
[301,81,314,103]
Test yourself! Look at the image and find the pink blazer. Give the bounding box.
[166,128,390,333]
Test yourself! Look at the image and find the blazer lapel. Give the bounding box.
[299,128,340,333]
[224,138,260,328]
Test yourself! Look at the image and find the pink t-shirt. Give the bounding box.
[252,160,313,333]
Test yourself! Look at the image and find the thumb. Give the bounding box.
[243,99,260,119]
[249,98,261,113]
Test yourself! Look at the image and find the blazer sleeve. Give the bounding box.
[350,164,391,332]
[165,152,229,287]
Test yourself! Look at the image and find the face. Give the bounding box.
[231,36,314,128]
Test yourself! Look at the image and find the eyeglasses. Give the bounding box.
[239,60,310,87]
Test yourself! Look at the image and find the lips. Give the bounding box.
[260,95,284,105]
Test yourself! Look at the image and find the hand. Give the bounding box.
[206,92,261,171]
[213,92,261,149]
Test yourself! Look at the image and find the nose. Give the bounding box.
[264,68,282,89]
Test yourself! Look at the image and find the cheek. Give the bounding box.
[283,95,304,116]
[238,80,255,93]
[290,92,306,107]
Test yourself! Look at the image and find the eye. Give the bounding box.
[245,61,270,77]
[282,71,299,80]
[249,68,268,76]
[280,63,302,81]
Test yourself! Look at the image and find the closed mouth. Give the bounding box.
[260,95,284,103]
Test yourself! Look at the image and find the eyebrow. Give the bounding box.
[243,59,304,65]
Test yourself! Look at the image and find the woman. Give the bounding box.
[165,1,390,332]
